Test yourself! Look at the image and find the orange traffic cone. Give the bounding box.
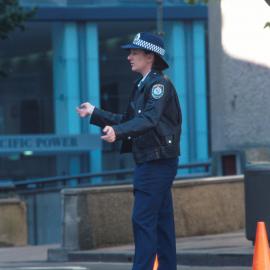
[153,254,158,270]
[252,221,270,270]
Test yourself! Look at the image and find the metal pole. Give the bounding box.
[156,0,164,36]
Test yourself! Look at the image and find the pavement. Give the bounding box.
[0,231,254,270]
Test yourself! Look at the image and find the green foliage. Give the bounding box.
[184,0,209,4]
[0,0,36,40]
[264,22,270,28]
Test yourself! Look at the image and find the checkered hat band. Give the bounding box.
[133,39,165,56]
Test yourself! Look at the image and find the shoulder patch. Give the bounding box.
[151,84,164,99]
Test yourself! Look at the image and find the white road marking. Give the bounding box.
[17,267,87,270]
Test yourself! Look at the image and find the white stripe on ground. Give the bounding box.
[17,267,87,270]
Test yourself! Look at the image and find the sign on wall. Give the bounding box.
[0,134,101,154]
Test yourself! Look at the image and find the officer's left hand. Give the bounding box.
[101,126,116,143]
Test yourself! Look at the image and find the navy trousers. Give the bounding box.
[132,157,178,270]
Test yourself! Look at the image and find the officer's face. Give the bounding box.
[127,49,154,75]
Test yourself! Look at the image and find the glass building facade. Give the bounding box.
[0,0,208,182]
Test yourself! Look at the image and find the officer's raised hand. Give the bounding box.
[101,126,116,143]
[76,102,95,117]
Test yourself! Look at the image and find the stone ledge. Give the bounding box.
[62,175,244,195]
[58,175,245,251]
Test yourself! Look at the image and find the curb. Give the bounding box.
[48,249,253,267]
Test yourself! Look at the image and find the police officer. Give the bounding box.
[77,32,182,270]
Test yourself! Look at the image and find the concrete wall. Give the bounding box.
[208,0,270,154]
[60,175,244,250]
[0,198,27,246]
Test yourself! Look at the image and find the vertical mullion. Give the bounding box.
[193,21,208,162]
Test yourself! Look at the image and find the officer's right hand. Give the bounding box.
[76,102,95,117]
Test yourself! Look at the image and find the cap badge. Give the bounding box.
[133,33,141,42]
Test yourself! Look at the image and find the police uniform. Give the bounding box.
[90,32,182,270]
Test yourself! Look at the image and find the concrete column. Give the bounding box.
[85,23,102,184]
[164,21,189,174]
[52,22,81,184]
[192,21,208,162]
[209,0,270,155]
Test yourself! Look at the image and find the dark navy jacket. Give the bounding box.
[90,70,182,164]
